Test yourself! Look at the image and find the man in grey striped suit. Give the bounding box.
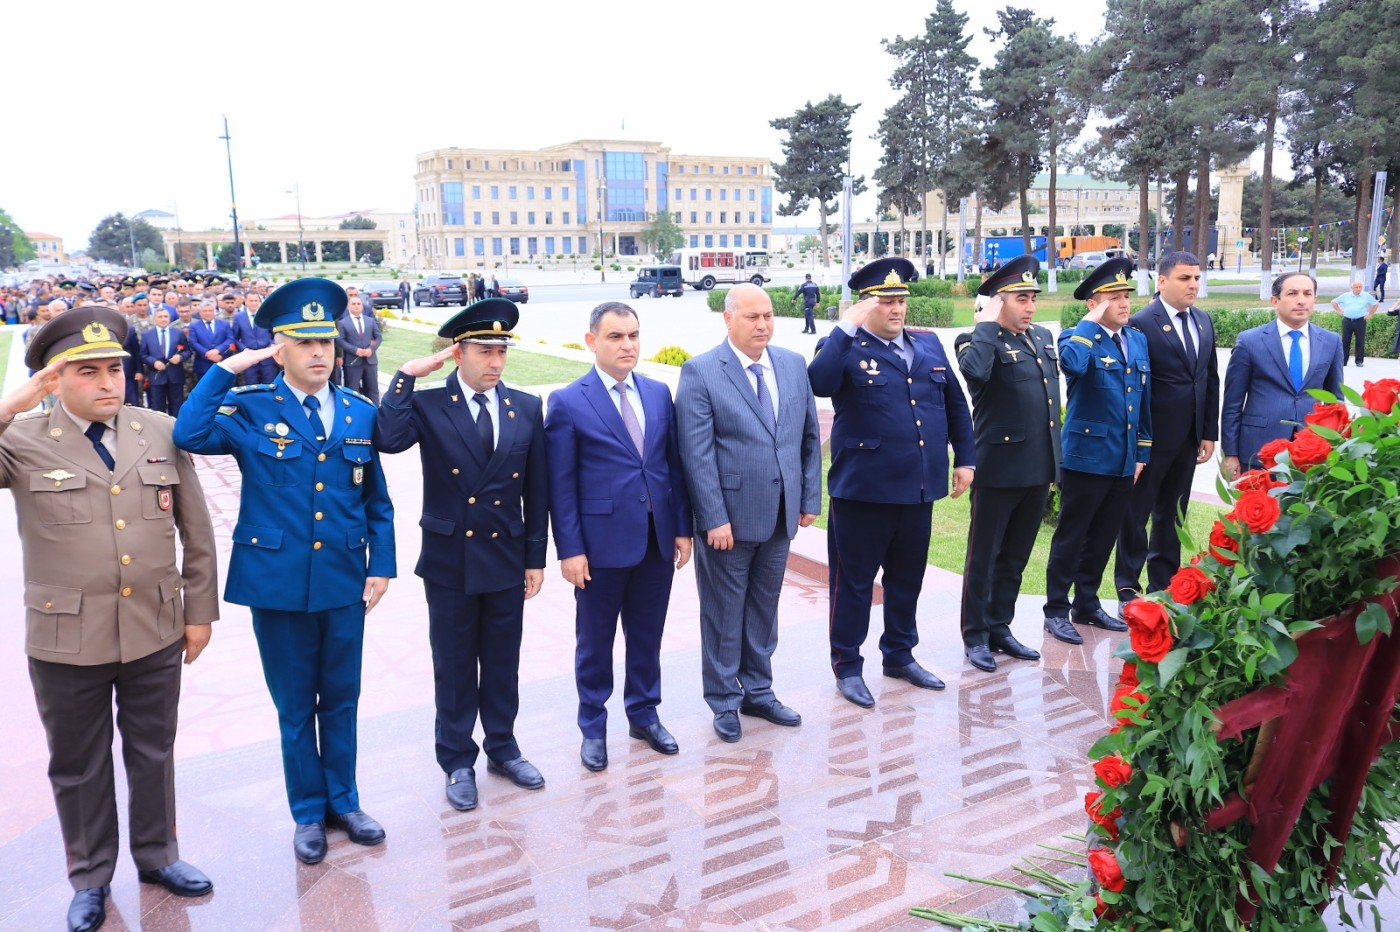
[676,284,822,743]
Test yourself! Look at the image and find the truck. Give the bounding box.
[1054,235,1123,261]
[965,236,1049,266]
[666,248,771,290]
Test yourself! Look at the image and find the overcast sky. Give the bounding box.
[5,0,1113,249]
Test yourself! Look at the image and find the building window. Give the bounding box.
[762,234,769,248]
[708,166,715,174]
[510,237,521,256]
[492,211,501,225]
[690,212,697,224]
[527,236,538,255]
[749,212,756,224]
[720,235,728,247]
[447,159,453,169]
[472,211,481,225]
[544,187,552,200]
[705,212,713,223]
[545,236,555,254]
[526,186,535,200]
[563,236,573,253]
[705,189,713,201]
[689,235,698,247]
[510,212,518,224]
[723,166,729,175]
[563,212,571,224]
[509,186,518,199]
[749,189,755,201]
[527,212,536,224]
[720,212,727,223]
[474,238,485,256]
[677,165,684,174]
[490,185,500,199]
[492,237,503,255]
[454,238,465,256]
[674,188,682,201]
[440,182,464,225]
[471,185,481,199]
[690,189,697,201]
[704,234,713,246]
[545,212,553,225]
[560,186,570,200]
[748,235,757,247]
[674,212,682,222]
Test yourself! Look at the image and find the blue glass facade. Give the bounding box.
[605,151,647,222]
[761,187,773,224]
[656,161,668,212]
[441,182,464,225]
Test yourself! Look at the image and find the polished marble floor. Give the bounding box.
[0,444,1390,930]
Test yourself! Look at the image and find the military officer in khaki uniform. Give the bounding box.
[0,307,219,932]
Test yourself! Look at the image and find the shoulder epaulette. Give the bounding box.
[337,386,372,405]
[13,410,42,421]
[1070,335,1094,346]
[231,383,275,394]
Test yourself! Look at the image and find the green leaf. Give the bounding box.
[1356,603,1393,645]
[1157,647,1190,685]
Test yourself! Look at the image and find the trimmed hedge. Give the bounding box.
[708,286,952,327]
[1057,305,1400,354]
[649,345,692,366]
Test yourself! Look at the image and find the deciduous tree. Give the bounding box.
[88,213,163,265]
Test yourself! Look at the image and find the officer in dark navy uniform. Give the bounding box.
[173,277,396,866]
[1043,258,1148,644]
[374,298,550,811]
[954,256,1060,672]
[808,257,975,708]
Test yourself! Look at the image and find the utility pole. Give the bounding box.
[220,115,243,278]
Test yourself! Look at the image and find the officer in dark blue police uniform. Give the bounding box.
[1042,258,1148,644]
[809,257,976,709]
[173,277,396,865]
[954,256,1060,672]
[374,298,550,812]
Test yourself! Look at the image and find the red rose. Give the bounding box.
[1122,599,1174,663]
[1110,684,1148,720]
[1233,488,1281,534]
[1234,469,1282,492]
[1088,847,1127,892]
[1362,378,1400,414]
[1168,565,1215,604]
[1117,661,1139,691]
[1304,402,1351,436]
[1085,791,1123,841]
[1258,438,1290,469]
[1288,428,1332,471]
[1094,893,1117,919]
[1209,520,1239,564]
[1190,552,1204,566]
[1094,753,1133,788]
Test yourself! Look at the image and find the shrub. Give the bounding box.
[707,289,728,312]
[561,341,584,350]
[650,345,692,366]
[909,278,954,298]
[906,297,954,327]
[379,309,398,320]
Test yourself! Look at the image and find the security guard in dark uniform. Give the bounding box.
[374,298,550,811]
[173,277,396,865]
[1043,258,1148,643]
[954,256,1061,672]
[809,258,976,708]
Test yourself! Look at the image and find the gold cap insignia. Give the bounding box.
[1114,272,1129,285]
[301,301,326,321]
[83,322,110,344]
[883,269,902,287]
[492,321,503,332]
[1021,271,1036,284]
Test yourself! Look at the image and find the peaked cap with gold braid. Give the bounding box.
[976,254,1042,297]
[253,277,346,340]
[437,297,520,346]
[848,257,916,297]
[25,306,130,370]
[1072,257,1136,301]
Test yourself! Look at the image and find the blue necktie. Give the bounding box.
[84,422,115,472]
[304,395,324,446]
[1288,330,1303,392]
[749,363,777,431]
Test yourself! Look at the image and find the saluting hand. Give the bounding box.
[843,296,880,330]
[974,295,1002,325]
[400,346,455,378]
[0,357,65,420]
[223,342,280,375]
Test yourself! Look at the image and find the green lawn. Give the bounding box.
[811,457,1226,599]
[0,330,13,388]
[378,328,590,386]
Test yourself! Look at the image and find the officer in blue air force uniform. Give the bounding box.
[173,277,396,866]
[373,298,550,813]
[1042,258,1149,645]
[808,257,976,710]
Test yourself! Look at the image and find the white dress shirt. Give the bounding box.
[1276,318,1310,377]
[1160,298,1201,358]
[596,365,646,434]
[285,382,334,436]
[728,341,780,411]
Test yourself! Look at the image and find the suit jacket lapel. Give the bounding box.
[1305,323,1331,386]
[719,345,774,437]
[445,371,486,465]
[326,387,351,447]
[581,368,639,459]
[1188,307,1211,377]
[859,329,908,374]
[110,414,147,482]
[636,373,662,461]
[1151,302,1190,368]
[482,384,520,475]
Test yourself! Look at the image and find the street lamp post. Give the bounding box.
[126,213,138,269]
[219,115,244,279]
[597,152,608,283]
[172,200,184,270]
[1298,236,1309,272]
[286,183,306,272]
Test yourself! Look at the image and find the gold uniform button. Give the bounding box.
[452,468,460,475]
[251,538,258,544]
[313,541,322,550]
[315,482,324,491]
[45,601,52,609]
[494,500,501,506]
[1051,421,1057,427]
[115,520,126,530]
[468,496,476,504]
[110,485,121,495]
[512,472,520,479]
[910,400,916,406]
[318,453,327,462]
[907,378,913,384]
[120,555,131,565]
[466,530,474,538]
[120,587,132,597]
[1129,405,1134,411]
[1084,428,1090,434]
[1127,387,1133,393]
[159,475,167,482]
[315,512,324,520]
[491,532,499,539]
[1004,435,1010,441]
[919,440,925,447]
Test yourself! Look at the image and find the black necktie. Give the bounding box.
[1112,331,1125,361]
[1177,311,1198,369]
[304,395,324,447]
[473,393,494,457]
[84,422,115,471]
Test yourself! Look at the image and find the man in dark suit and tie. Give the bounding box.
[186,300,237,382]
[808,258,976,708]
[544,301,693,771]
[231,291,277,385]
[1221,271,1345,476]
[675,284,821,743]
[336,296,382,402]
[1115,252,1220,614]
[954,256,1060,672]
[374,298,550,810]
[140,307,189,415]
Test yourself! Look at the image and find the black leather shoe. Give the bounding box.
[446,768,478,811]
[837,675,875,708]
[581,737,608,771]
[713,710,741,742]
[966,645,997,672]
[487,757,546,790]
[739,699,802,727]
[883,661,945,690]
[327,810,386,846]
[629,722,680,754]
[1073,607,1129,632]
[1044,615,1084,645]
[990,633,1041,661]
[67,885,108,932]
[293,822,327,864]
[138,859,213,896]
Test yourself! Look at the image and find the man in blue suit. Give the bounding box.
[676,284,822,743]
[186,300,238,381]
[1222,271,1344,476]
[1043,259,1149,644]
[544,301,693,771]
[231,291,277,385]
[374,298,550,810]
[139,307,189,415]
[809,258,976,708]
[173,278,395,866]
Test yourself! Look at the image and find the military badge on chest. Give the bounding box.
[157,487,172,511]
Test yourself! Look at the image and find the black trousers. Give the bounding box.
[960,484,1048,648]
[803,305,815,332]
[827,497,932,678]
[1115,438,1197,601]
[1342,316,1368,364]
[1044,469,1134,617]
[426,580,525,772]
[29,641,183,890]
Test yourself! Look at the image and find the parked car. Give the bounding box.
[361,280,404,310]
[497,277,529,303]
[1068,251,1108,270]
[413,274,468,307]
[629,265,684,298]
